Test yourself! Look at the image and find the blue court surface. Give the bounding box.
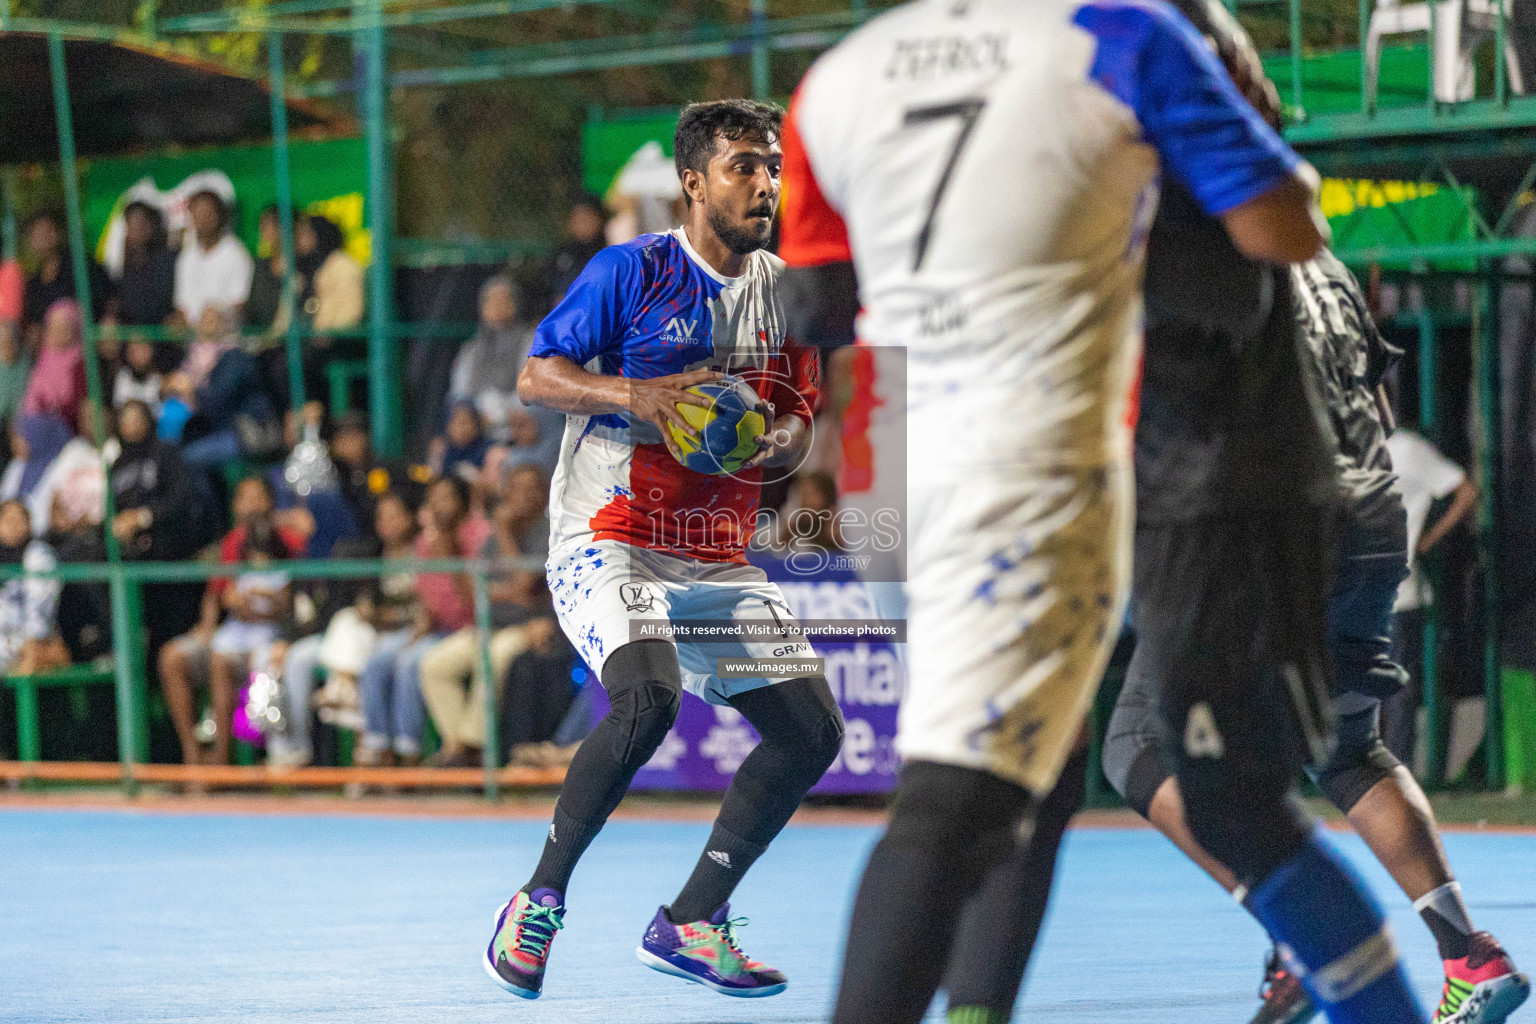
[2,808,1532,1024]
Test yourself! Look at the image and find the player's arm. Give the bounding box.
[1123,2,1327,265]
[517,244,721,458]
[517,355,720,457]
[779,95,859,348]
[1220,172,1327,266]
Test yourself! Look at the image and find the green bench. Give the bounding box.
[2,663,116,763]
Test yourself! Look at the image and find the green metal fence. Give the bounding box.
[0,555,538,798]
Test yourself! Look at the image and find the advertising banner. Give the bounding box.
[589,572,906,795]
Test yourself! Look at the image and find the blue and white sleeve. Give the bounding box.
[529,245,638,365]
[1075,1,1302,215]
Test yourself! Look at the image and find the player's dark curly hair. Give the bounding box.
[673,99,785,206]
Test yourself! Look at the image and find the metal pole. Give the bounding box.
[1289,0,1305,120]
[473,568,500,800]
[1,167,16,262]
[1496,0,1509,104]
[49,33,139,793]
[1419,310,1446,787]
[1474,277,1506,788]
[751,0,770,101]
[1359,0,1370,113]
[269,32,306,412]
[360,0,401,457]
[1428,0,1440,108]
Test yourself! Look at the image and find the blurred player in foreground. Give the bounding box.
[483,99,842,1000]
[780,0,1427,1020]
[1094,251,1528,1024]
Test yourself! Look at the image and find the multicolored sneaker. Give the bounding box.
[635,903,787,998]
[1248,946,1319,1024]
[482,888,565,999]
[1433,932,1530,1024]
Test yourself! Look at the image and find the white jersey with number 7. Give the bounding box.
[781,0,1304,480]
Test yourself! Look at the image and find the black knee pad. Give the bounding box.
[793,677,846,772]
[1310,707,1401,814]
[600,641,682,768]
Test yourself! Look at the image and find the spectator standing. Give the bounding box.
[22,299,88,427]
[295,215,364,333]
[447,275,538,443]
[357,475,487,766]
[0,499,65,676]
[158,476,304,765]
[419,464,552,767]
[110,202,177,330]
[544,194,607,310]
[19,211,109,348]
[172,190,253,327]
[1382,427,1480,762]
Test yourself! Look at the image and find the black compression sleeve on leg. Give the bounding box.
[524,640,680,897]
[944,747,1088,1020]
[668,677,844,923]
[832,761,1035,1024]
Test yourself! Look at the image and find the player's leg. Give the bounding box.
[485,639,682,998]
[941,742,1089,1024]
[667,676,843,923]
[640,674,843,997]
[1318,699,1529,1023]
[1155,512,1422,1024]
[1320,551,1529,1022]
[634,573,841,995]
[832,469,1130,1024]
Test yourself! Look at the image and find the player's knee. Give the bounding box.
[796,678,845,773]
[601,641,683,768]
[1310,708,1400,814]
[606,681,680,767]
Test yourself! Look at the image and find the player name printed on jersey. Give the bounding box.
[782,0,1300,482]
[531,227,820,564]
[883,30,1010,80]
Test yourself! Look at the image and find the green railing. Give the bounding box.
[0,554,542,798]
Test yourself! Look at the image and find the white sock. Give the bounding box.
[1414,881,1474,937]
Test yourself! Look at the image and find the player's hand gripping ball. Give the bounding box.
[667,374,768,475]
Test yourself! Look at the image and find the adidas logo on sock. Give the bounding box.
[708,851,732,869]
[548,823,557,843]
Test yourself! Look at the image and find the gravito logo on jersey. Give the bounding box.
[661,318,701,344]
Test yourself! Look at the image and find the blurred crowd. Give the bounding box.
[0,187,614,772]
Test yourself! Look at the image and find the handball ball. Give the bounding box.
[668,374,768,475]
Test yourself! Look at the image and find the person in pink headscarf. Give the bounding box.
[22,299,87,427]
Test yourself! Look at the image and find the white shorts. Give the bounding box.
[548,540,817,705]
[898,464,1133,797]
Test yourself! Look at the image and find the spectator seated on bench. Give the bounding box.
[0,498,65,679]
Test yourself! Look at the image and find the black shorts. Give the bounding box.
[1102,507,1335,815]
[1105,530,1411,816]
